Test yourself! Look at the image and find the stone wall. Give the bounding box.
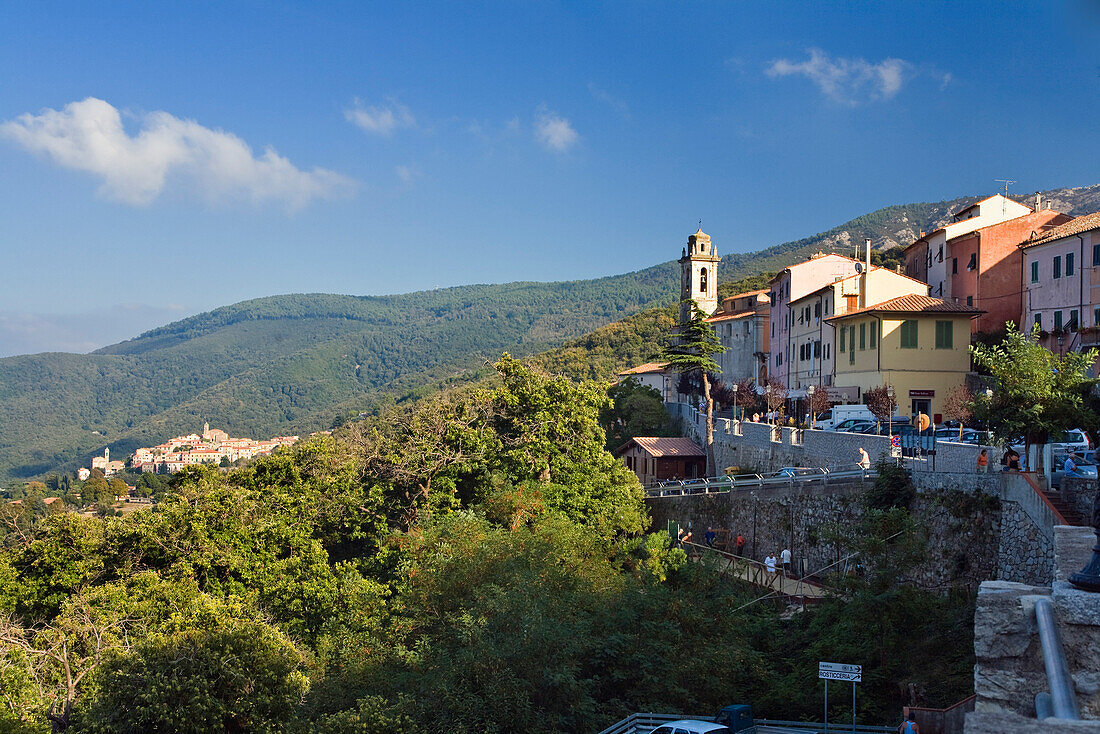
[645,478,1001,590]
[669,402,988,475]
[967,526,1100,732]
[1061,478,1099,525]
[998,502,1054,586]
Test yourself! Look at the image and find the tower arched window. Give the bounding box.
[699,268,708,293]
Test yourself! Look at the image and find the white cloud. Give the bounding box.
[765,49,913,104]
[344,98,416,136]
[0,98,352,209]
[534,108,578,152]
[395,164,418,184]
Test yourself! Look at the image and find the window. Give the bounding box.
[824,298,830,314]
[813,340,820,358]
[952,258,958,274]
[1054,255,1062,279]
[1095,307,1100,327]
[699,268,708,293]
[814,303,821,318]
[935,320,953,349]
[869,320,877,348]
[967,253,977,271]
[859,323,866,350]
[900,320,918,348]
[1055,310,1063,330]
[849,326,856,361]
[1031,261,1039,283]
[1070,309,1079,329]
[1067,252,1075,276]
[937,245,943,262]
[1035,313,1042,329]
[966,296,973,306]
[840,327,846,352]
[1094,243,1100,267]
[825,343,830,359]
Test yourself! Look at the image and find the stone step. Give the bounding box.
[1041,493,1087,525]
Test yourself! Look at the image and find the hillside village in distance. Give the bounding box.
[82,422,300,478]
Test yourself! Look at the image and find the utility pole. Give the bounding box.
[994,179,1017,214]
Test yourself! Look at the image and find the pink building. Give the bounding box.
[1021,212,1100,354]
[768,253,864,388]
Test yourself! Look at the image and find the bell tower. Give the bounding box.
[679,228,720,323]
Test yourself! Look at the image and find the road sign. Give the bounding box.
[818,662,862,682]
[890,446,902,458]
[890,435,901,448]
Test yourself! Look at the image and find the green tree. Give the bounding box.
[657,301,726,475]
[78,620,308,733]
[80,477,109,505]
[601,377,676,451]
[971,324,1097,472]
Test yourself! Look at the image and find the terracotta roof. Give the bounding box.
[723,288,769,300]
[705,309,757,322]
[616,437,705,458]
[768,253,863,283]
[825,294,983,321]
[617,362,669,376]
[789,267,929,304]
[1020,212,1100,249]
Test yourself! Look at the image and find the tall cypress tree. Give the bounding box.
[658,299,726,476]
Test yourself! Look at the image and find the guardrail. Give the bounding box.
[596,713,892,734]
[644,466,876,498]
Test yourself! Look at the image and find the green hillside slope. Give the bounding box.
[3,185,1097,483]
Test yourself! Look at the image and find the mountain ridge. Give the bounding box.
[3,184,1098,483]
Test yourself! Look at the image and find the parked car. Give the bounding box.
[1051,452,1098,488]
[833,419,875,433]
[650,722,731,734]
[769,467,820,478]
[814,404,876,430]
[1010,428,1092,456]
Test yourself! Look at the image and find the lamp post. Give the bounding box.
[732,383,739,422]
[807,385,815,428]
[887,386,896,464]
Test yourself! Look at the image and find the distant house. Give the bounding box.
[616,362,674,402]
[615,437,706,485]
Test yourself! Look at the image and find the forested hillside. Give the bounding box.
[0,358,976,733]
[2,184,1097,482]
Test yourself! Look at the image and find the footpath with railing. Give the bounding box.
[644,465,875,498]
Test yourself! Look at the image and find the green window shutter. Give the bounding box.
[859,323,866,350]
[901,320,918,348]
[1031,261,1039,283]
[935,320,953,349]
[1067,252,1075,276]
[869,320,877,348]
[1055,311,1063,330]
[840,327,845,352]
[1054,256,1062,279]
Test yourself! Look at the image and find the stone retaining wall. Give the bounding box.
[645,478,1000,590]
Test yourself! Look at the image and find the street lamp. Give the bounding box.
[732,383,739,422]
[807,385,815,428]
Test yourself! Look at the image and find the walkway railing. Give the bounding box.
[644,466,875,497]
[681,541,827,601]
[596,713,892,734]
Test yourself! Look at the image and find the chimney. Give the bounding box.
[862,239,872,307]
[1036,192,1042,212]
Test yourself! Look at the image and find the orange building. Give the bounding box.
[946,209,1071,334]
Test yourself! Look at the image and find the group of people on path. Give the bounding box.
[674,526,792,581]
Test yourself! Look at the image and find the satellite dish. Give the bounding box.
[854,262,864,274]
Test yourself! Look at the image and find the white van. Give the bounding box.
[814,404,876,430]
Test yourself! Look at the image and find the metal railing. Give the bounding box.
[644,466,875,497]
[1034,597,1080,720]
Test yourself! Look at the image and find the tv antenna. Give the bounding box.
[994,179,1017,214]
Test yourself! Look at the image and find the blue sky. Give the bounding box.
[1,1,1098,355]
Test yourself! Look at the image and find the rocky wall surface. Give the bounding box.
[645,479,1001,590]
[998,502,1055,586]
[1061,478,1098,525]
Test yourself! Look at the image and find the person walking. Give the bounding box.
[735,533,746,557]
[764,553,777,584]
[898,712,920,734]
[857,447,871,470]
[780,547,792,577]
[976,448,989,473]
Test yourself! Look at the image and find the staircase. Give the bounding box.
[1041,488,1087,526]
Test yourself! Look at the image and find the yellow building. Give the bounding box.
[826,294,981,422]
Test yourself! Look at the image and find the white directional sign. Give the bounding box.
[818,661,862,682]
